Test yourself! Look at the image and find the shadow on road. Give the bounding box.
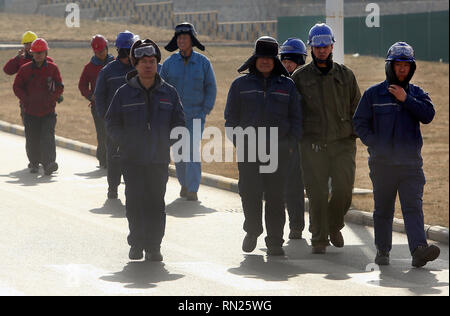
[89,199,126,218]
[166,198,217,218]
[100,262,184,289]
[75,168,106,179]
[0,168,56,186]
[228,232,448,295]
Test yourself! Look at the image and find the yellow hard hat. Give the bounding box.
[21,31,38,45]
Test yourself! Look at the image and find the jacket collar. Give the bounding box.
[91,54,114,66]
[309,60,338,76]
[126,70,164,96]
[32,59,48,69]
[175,50,198,63]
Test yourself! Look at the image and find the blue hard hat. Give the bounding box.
[307,23,335,47]
[115,30,139,49]
[280,38,307,56]
[386,42,415,62]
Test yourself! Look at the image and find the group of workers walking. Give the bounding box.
[3,21,440,268]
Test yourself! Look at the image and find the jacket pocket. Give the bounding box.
[122,102,145,126]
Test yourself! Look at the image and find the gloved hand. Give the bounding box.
[57,95,64,104]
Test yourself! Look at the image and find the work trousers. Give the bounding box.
[91,106,107,167]
[23,113,57,167]
[106,135,122,192]
[284,143,305,231]
[300,138,356,247]
[370,163,428,254]
[122,162,169,251]
[237,141,290,248]
[175,116,205,193]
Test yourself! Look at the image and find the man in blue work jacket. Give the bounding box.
[353,42,440,268]
[161,22,217,201]
[95,30,137,200]
[225,36,302,256]
[105,39,185,262]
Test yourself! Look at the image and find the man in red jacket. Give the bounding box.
[13,38,64,175]
[78,35,114,168]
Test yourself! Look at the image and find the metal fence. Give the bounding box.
[278,10,449,62]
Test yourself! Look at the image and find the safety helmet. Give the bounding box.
[91,34,108,53]
[280,38,307,56]
[30,38,49,53]
[307,23,335,47]
[115,30,139,49]
[130,39,161,67]
[21,31,38,45]
[386,41,415,62]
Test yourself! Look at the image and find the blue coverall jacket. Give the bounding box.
[105,71,186,165]
[353,80,435,167]
[160,51,217,120]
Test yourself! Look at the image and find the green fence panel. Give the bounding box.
[277,15,325,44]
[278,11,449,62]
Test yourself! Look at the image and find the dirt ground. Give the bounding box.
[0,13,216,43]
[0,44,448,227]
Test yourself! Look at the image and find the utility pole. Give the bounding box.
[326,0,344,64]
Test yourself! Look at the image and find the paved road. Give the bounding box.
[0,131,448,296]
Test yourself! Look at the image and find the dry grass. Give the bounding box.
[0,44,447,227]
[0,12,217,43]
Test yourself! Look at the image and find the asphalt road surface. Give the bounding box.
[0,131,448,296]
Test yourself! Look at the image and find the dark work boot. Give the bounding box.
[29,162,39,174]
[242,233,258,253]
[129,246,144,260]
[145,249,163,262]
[108,188,118,199]
[180,186,188,198]
[375,250,390,266]
[289,229,303,240]
[330,231,344,248]
[44,162,58,176]
[412,245,440,268]
[186,192,198,201]
[267,246,285,256]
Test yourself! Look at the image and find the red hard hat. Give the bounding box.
[91,35,108,53]
[30,38,49,53]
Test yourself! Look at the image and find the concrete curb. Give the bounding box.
[1,119,448,245]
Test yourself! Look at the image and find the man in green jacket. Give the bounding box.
[291,23,361,254]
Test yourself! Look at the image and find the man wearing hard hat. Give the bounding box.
[13,38,64,176]
[79,34,114,169]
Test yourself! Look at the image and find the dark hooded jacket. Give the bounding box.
[225,55,303,150]
[105,71,185,165]
[353,80,434,167]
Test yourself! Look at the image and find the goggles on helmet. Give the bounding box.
[309,34,334,47]
[388,44,415,60]
[134,45,157,58]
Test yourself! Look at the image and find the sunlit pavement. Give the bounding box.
[0,131,448,296]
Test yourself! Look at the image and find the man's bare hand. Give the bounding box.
[17,48,25,58]
[388,84,407,102]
